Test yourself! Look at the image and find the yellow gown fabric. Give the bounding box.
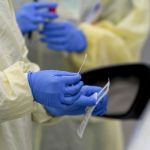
[23,0,149,150]
[66,0,150,71]
[0,0,53,150]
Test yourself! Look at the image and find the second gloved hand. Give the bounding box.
[81,86,108,116]
[40,21,87,52]
[45,85,108,116]
[28,70,83,108]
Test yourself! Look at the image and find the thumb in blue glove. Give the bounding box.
[40,21,87,53]
[16,2,58,34]
[80,85,108,116]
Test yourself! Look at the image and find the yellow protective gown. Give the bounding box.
[24,0,149,150]
[66,0,150,71]
[26,0,150,71]
[0,0,54,150]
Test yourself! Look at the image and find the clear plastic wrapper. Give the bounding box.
[77,80,110,138]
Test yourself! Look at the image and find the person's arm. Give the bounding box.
[0,0,54,123]
[0,60,55,124]
[69,0,150,71]
[0,61,34,123]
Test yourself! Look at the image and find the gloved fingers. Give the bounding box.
[36,11,58,19]
[40,30,66,37]
[41,36,67,44]
[75,95,96,107]
[99,95,108,106]
[93,95,108,116]
[43,22,67,30]
[45,106,66,116]
[63,74,82,85]
[97,95,108,109]
[81,86,101,96]
[45,105,84,116]
[28,24,39,31]
[62,92,81,105]
[47,70,79,76]
[23,17,40,31]
[30,11,57,23]
[33,2,57,9]
[64,81,83,96]
[45,106,59,116]
[93,107,107,116]
[93,97,108,116]
[30,16,45,24]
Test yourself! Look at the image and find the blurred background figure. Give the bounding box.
[13,0,150,150]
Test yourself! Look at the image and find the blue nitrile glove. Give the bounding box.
[45,85,108,116]
[40,21,87,52]
[16,2,58,34]
[28,70,84,107]
[81,86,108,116]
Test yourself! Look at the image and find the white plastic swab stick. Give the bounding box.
[78,54,87,73]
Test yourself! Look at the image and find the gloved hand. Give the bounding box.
[28,70,84,107]
[16,2,58,34]
[45,85,108,116]
[81,86,108,116]
[40,21,87,52]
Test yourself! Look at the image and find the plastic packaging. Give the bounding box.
[77,80,110,138]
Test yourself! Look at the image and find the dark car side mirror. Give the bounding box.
[82,63,150,120]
